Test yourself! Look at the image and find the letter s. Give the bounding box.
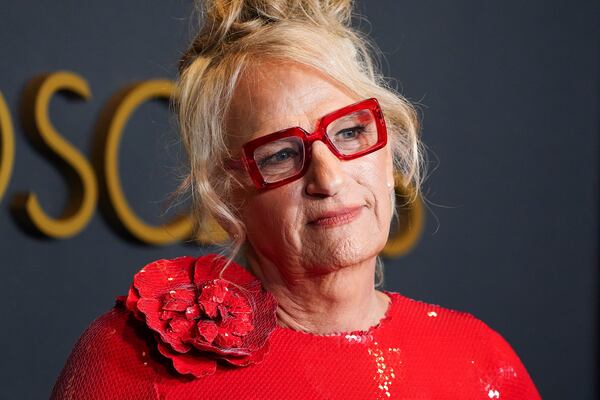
[13,71,98,238]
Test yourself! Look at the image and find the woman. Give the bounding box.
[51,1,541,399]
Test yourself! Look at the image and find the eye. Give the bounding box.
[258,147,300,167]
[335,125,366,140]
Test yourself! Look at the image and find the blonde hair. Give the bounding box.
[174,0,425,284]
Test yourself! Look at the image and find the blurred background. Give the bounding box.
[0,1,597,398]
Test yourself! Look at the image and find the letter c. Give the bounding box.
[99,80,192,245]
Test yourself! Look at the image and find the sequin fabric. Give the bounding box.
[51,290,541,399]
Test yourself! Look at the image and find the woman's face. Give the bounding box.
[226,61,394,279]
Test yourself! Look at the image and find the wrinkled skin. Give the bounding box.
[226,60,394,334]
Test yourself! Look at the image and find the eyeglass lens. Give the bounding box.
[325,109,379,155]
[253,136,305,183]
[252,108,379,184]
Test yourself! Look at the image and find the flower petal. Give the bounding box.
[185,304,200,320]
[198,279,228,304]
[169,317,195,342]
[199,299,218,319]
[236,280,278,352]
[220,340,271,367]
[138,298,191,353]
[225,291,252,313]
[160,310,178,321]
[224,316,254,336]
[162,286,197,311]
[196,320,218,344]
[214,330,243,348]
[134,257,196,299]
[123,285,144,321]
[157,341,217,378]
[217,304,231,321]
[190,340,251,357]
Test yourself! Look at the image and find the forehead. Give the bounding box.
[226,61,359,149]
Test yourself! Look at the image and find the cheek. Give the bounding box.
[355,153,393,216]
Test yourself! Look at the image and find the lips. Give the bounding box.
[308,206,364,227]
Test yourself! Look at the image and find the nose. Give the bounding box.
[304,141,345,197]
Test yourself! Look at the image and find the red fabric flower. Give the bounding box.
[116,254,278,378]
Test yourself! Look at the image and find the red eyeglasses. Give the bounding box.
[227,97,387,190]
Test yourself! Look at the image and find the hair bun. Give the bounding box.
[206,0,352,27]
[180,0,354,72]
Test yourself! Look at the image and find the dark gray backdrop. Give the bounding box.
[0,1,597,399]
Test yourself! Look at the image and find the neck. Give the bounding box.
[245,249,390,335]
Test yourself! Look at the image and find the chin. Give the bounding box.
[308,216,387,253]
[304,235,385,272]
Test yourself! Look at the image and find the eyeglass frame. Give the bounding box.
[226,97,388,191]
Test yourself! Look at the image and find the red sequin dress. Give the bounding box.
[51,255,541,399]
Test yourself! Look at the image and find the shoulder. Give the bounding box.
[50,306,161,400]
[50,255,211,399]
[51,255,271,399]
[385,290,492,335]
[386,290,517,351]
[385,291,541,399]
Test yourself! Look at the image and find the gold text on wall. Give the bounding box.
[0,71,423,256]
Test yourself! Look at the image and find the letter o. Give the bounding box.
[0,91,15,202]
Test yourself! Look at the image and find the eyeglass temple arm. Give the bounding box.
[225,158,246,170]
